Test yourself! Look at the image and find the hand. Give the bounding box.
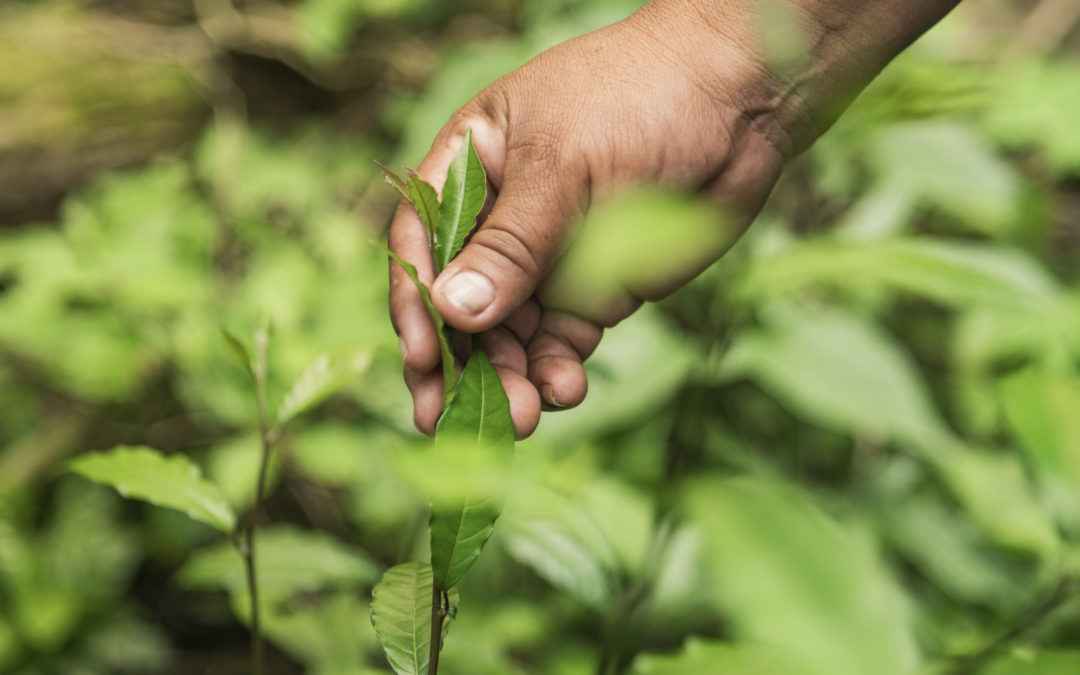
[389,0,787,437]
[388,0,958,438]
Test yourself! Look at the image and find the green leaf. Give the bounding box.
[434,343,513,448]
[982,650,1080,675]
[376,161,410,201]
[370,562,459,675]
[718,309,949,451]
[276,347,374,427]
[376,242,457,404]
[69,446,236,533]
[179,524,379,594]
[684,478,920,675]
[435,128,486,272]
[631,639,796,674]
[220,327,253,375]
[430,345,514,590]
[408,171,441,250]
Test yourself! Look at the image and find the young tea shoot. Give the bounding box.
[374,129,514,675]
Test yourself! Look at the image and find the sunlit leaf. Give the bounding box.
[370,562,459,675]
[276,347,374,427]
[69,446,236,533]
[179,524,379,594]
[435,128,486,272]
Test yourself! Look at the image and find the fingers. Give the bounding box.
[526,311,602,411]
[388,112,505,375]
[432,137,587,334]
[406,301,542,439]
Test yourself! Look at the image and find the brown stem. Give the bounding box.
[428,584,448,675]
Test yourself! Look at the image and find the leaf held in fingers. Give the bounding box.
[431,344,514,590]
[435,128,487,272]
[375,241,457,403]
[276,347,374,428]
[221,327,253,376]
[407,171,441,250]
[376,161,410,202]
[370,562,459,675]
[69,446,236,533]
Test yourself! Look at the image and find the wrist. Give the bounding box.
[630,0,960,157]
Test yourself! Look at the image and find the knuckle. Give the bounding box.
[472,219,544,280]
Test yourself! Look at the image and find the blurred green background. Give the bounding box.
[2,0,1080,673]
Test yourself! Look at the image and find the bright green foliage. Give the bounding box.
[69,446,236,533]
[435,128,487,272]
[630,639,794,674]
[684,478,920,675]
[370,562,459,675]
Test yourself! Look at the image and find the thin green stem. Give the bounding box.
[241,319,273,675]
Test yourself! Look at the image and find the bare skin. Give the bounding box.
[388,0,961,438]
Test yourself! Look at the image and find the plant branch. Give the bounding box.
[241,318,273,675]
[947,576,1076,675]
[428,583,448,675]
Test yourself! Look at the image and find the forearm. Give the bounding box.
[631,0,962,155]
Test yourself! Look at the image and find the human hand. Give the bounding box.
[388,0,958,438]
[389,1,789,437]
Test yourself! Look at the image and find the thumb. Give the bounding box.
[432,153,585,333]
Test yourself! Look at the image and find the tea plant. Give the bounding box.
[372,129,514,675]
[68,322,372,675]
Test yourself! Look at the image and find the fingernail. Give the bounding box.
[399,336,409,362]
[541,384,565,408]
[441,271,494,314]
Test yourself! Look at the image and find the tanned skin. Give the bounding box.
[388,0,962,438]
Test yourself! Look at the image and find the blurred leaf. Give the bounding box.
[435,128,486,272]
[431,345,514,590]
[277,347,374,427]
[937,447,1061,560]
[179,524,379,594]
[739,239,1060,314]
[986,59,1080,176]
[370,562,458,675]
[206,436,282,512]
[685,478,919,675]
[502,483,622,612]
[1001,369,1080,494]
[719,309,948,450]
[982,650,1080,675]
[858,120,1022,236]
[221,327,254,376]
[631,638,795,674]
[69,446,236,533]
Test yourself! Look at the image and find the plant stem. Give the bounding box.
[428,583,448,675]
[948,576,1075,675]
[241,319,273,675]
